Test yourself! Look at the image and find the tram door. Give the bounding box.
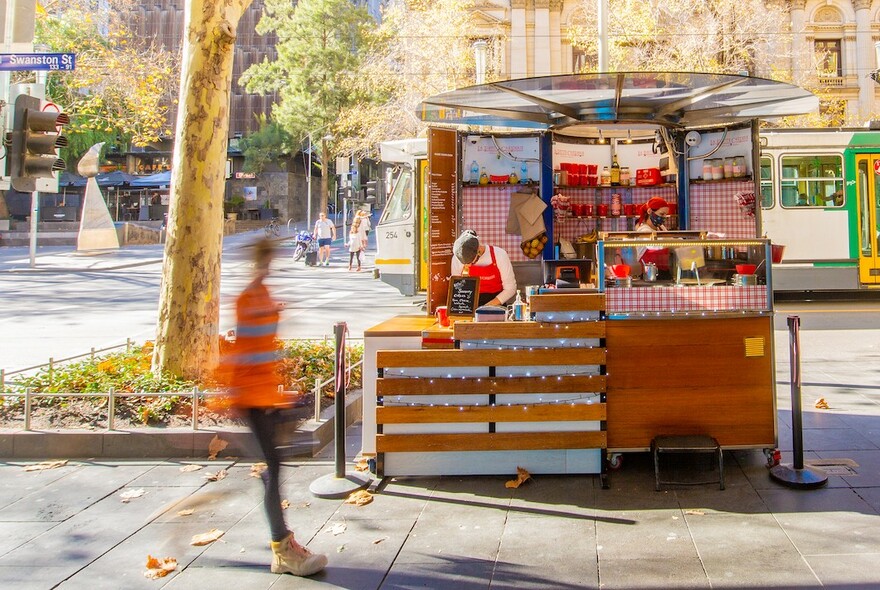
[855,155,880,284]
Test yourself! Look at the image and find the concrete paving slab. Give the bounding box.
[58,521,219,590]
[126,459,237,488]
[0,460,82,510]
[0,461,155,522]
[0,565,75,590]
[684,512,820,588]
[759,487,880,555]
[0,521,55,556]
[493,512,599,589]
[817,448,880,487]
[380,559,494,590]
[597,557,710,589]
[506,474,599,518]
[595,508,698,561]
[806,552,880,588]
[161,565,278,590]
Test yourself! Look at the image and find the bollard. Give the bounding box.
[309,322,371,498]
[192,386,199,431]
[314,378,322,422]
[108,388,115,431]
[770,316,828,489]
[24,389,31,431]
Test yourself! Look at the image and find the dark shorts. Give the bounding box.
[318,238,332,247]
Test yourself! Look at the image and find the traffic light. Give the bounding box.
[8,94,69,192]
[364,180,379,202]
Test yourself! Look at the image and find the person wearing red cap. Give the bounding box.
[635,197,671,273]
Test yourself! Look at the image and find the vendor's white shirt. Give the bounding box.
[314,218,335,239]
[450,245,517,305]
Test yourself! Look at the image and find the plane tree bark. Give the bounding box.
[152,0,253,379]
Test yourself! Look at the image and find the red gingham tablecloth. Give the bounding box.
[607,285,769,313]
[689,181,757,239]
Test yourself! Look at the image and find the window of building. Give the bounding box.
[779,154,843,208]
[760,156,774,208]
[815,39,842,77]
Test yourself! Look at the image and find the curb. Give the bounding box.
[0,392,362,460]
[3,258,164,274]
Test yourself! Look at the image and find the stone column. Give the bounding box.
[549,0,563,74]
[534,0,551,76]
[854,0,874,122]
[511,0,528,79]
[789,0,808,85]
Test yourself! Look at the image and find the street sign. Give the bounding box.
[0,53,76,71]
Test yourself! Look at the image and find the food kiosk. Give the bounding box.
[364,72,817,478]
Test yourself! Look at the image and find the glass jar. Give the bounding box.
[702,160,713,180]
[711,159,724,180]
[723,158,734,179]
[600,166,611,186]
[620,167,631,186]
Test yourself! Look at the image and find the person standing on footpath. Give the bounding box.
[225,238,328,577]
[357,210,371,249]
[312,212,336,266]
[348,216,364,271]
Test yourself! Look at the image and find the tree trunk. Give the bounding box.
[152,0,253,380]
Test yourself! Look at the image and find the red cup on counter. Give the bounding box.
[436,305,449,327]
[578,163,588,174]
[587,175,598,186]
[587,164,598,176]
[574,203,585,216]
[583,204,595,216]
[597,204,609,217]
[624,203,636,215]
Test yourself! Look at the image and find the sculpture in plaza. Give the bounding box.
[76,142,119,251]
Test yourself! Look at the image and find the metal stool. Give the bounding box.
[652,434,724,491]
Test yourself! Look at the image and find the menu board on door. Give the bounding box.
[427,127,458,313]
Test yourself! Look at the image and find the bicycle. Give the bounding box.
[264,217,280,237]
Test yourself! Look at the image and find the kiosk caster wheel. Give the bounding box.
[764,448,781,468]
[608,453,624,470]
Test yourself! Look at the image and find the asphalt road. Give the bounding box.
[2,234,880,379]
[0,231,422,372]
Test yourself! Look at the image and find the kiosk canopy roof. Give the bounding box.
[419,72,818,132]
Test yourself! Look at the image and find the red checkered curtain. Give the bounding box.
[689,181,758,238]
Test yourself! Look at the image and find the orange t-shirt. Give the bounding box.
[228,278,283,408]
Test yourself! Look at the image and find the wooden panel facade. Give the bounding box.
[605,316,776,449]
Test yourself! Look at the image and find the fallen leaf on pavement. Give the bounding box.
[354,459,370,472]
[281,500,290,510]
[120,488,146,503]
[372,537,388,544]
[815,397,830,409]
[327,522,347,536]
[190,528,225,546]
[204,469,227,482]
[179,464,204,473]
[294,501,311,510]
[250,463,268,478]
[684,510,705,516]
[337,545,346,553]
[505,466,531,489]
[207,435,228,460]
[344,490,373,506]
[144,555,177,579]
[24,460,68,472]
[177,509,195,517]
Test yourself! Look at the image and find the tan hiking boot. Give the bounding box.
[270,533,327,576]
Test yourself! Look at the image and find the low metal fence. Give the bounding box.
[0,339,363,431]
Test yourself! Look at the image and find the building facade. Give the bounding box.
[470,0,880,125]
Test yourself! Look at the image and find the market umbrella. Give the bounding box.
[95,170,137,187]
[130,170,172,188]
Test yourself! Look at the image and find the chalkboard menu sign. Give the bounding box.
[447,276,480,317]
[427,127,458,314]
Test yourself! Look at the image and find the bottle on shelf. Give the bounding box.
[479,167,489,185]
[520,161,529,184]
[509,167,519,184]
[600,166,611,186]
[511,290,527,321]
[470,160,480,183]
[610,153,621,186]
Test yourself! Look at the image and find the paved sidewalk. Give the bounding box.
[1,385,879,590]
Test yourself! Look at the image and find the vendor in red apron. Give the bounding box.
[635,197,671,274]
[450,230,517,306]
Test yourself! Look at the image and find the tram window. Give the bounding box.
[380,168,413,223]
[759,156,774,208]
[779,155,844,208]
